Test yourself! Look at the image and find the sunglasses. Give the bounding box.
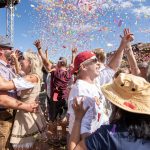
[82,57,98,66]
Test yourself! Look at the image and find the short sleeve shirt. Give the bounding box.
[95,65,115,89]
[0,60,16,80]
[85,124,150,150]
[0,60,17,99]
[50,66,73,100]
[94,65,115,120]
[68,79,109,134]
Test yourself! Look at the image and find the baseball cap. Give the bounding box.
[73,51,96,74]
[0,36,13,49]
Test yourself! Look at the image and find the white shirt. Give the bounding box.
[95,64,115,89]
[46,73,51,98]
[68,79,109,134]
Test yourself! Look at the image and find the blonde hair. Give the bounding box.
[24,50,43,81]
[93,48,106,63]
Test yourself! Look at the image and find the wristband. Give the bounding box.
[38,47,42,50]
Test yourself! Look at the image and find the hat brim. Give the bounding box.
[0,44,13,49]
[101,83,150,115]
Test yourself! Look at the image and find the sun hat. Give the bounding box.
[73,51,96,73]
[101,73,150,115]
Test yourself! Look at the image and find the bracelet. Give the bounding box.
[38,47,42,50]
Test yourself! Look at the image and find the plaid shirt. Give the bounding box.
[0,60,17,108]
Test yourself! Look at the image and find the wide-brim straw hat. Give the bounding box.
[101,73,150,115]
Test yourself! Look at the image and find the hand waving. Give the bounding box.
[72,47,78,55]
[34,40,41,49]
[120,28,134,49]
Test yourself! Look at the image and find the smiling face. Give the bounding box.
[19,57,31,74]
[81,57,100,78]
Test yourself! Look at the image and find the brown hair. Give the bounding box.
[93,48,106,63]
[58,57,67,67]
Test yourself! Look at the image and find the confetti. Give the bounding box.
[28,0,149,61]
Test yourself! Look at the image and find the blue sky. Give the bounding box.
[0,0,150,62]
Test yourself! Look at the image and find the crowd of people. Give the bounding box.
[0,28,149,150]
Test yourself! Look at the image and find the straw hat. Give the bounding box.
[101,73,150,115]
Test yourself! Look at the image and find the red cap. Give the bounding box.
[73,51,96,73]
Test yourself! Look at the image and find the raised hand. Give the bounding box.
[34,40,42,49]
[72,47,78,55]
[120,28,134,49]
[10,51,17,59]
[15,50,23,59]
[72,97,89,121]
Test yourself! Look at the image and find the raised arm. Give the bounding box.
[124,46,141,75]
[11,50,22,74]
[71,47,77,65]
[45,47,48,60]
[0,91,38,112]
[34,40,52,71]
[108,28,134,71]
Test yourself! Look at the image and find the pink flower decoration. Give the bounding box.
[123,102,136,110]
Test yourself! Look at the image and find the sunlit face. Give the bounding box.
[82,57,100,78]
[20,57,31,74]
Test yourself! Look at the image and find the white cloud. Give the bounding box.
[107,43,113,47]
[133,6,150,16]
[21,33,27,37]
[101,3,110,9]
[119,1,133,8]
[131,0,145,2]
[100,1,133,10]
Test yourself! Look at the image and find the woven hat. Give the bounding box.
[101,73,150,115]
[73,51,96,73]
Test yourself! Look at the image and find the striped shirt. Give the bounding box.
[0,60,17,108]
